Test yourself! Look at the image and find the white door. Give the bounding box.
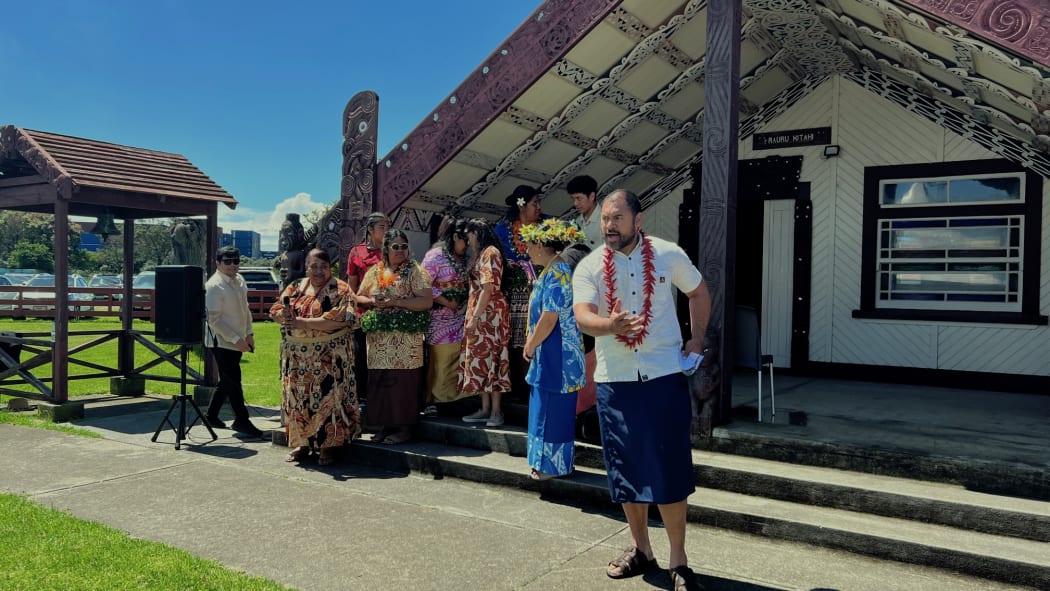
[760,199,794,367]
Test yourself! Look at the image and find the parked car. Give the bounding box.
[0,276,16,310]
[22,274,93,313]
[2,273,34,286]
[88,274,123,301]
[239,267,280,304]
[131,271,155,310]
[239,267,279,290]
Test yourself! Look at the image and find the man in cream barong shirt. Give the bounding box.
[573,190,710,591]
[204,246,265,438]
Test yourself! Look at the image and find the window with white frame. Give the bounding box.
[857,160,1044,325]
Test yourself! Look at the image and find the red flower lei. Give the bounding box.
[602,233,656,348]
[510,220,528,256]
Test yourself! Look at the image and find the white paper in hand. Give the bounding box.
[681,352,703,375]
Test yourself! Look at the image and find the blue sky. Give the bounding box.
[2,1,539,250]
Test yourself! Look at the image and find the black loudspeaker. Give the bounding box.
[154,265,204,345]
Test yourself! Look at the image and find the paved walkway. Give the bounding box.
[1,387,1040,591]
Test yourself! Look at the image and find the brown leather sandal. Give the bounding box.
[606,546,657,579]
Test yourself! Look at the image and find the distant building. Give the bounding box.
[231,230,261,258]
[80,232,104,252]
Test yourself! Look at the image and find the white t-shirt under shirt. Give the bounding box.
[572,234,703,383]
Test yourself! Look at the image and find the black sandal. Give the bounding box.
[606,546,656,579]
[285,446,310,462]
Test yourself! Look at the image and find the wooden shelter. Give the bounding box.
[0,125,236,404]
[327,0,1049,427]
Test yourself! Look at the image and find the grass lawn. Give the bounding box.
[0,318,281,408]
[0,493,290,591]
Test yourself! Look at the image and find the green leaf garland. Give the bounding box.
[361,309,431,333]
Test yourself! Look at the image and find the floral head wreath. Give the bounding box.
[518,218,584,246]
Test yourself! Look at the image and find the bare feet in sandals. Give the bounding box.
[285,446,310,463]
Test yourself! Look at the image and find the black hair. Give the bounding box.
[566,175,598,196]
[305,248,332,264]
[441,218,467,255]
[215,245,239,261]
[366,212,389,230]
[606,189,641,215]
[382,228,410,263]
[465,218,506,268]
[503,184,539,220]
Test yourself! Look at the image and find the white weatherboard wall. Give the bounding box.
[643,75,1048,376]
[744,75,1049,376]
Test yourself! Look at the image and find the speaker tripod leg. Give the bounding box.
[151,395,181,443]
[185,394,218,441]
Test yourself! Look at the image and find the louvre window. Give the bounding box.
[856,160,1044,325]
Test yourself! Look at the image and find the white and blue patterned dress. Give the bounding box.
[525,260,585,477]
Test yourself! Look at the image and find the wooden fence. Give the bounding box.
[0,287,279,321]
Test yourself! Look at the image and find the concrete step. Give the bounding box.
[415,417,1050,542]
[702,421,1050,502]
[345,435,1050,588]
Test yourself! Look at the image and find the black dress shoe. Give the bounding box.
[205,416,227,429]
[231,420,267,439]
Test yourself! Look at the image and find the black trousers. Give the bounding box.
[207,347,250,422]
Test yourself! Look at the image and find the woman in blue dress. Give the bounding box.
[520,218,587,480]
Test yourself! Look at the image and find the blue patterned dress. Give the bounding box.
[525,260,585,477]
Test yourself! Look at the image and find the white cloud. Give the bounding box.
[218,192,331,252]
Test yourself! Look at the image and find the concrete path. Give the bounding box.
[0,396,1036,591]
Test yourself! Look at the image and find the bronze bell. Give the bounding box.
[94,212,121,241]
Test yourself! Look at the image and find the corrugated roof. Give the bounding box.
[0,126,236,206]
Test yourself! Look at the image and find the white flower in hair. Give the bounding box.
[516,197,526,208]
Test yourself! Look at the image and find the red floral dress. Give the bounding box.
[458,246,511,394]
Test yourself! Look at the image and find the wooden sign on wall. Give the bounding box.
[753,127,831,150]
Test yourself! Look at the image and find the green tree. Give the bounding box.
[9,242,54,272]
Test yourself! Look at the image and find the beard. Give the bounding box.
[604,228,638,252]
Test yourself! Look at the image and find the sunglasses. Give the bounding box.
[388,244,409,251]
[220,258,241,265]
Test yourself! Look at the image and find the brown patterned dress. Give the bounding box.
[458,246,511,394]
[270,278,360,451]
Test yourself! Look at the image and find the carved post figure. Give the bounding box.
[276,213,307,290]
[170,219,207,268]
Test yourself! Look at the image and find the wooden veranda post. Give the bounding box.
[53,197,69,403]
[700,0,741,424]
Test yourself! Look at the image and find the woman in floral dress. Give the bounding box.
[421,218,470,414]
[494,184,543,400]
[520,219,586,480]
[356,229,433,445]
[459,218,511,427]
[269,248,359,466]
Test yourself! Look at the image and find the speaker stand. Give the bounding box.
[151,345,216,449]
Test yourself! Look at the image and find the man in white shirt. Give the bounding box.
[573,190,710,591]
[204,246,265,438]
[567,175,603,251]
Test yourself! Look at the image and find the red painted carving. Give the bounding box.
[375,0,620,214]
[906,0,1050,65]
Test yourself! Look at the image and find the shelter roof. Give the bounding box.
[376,0,1050,219]
[0,125,236,219]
